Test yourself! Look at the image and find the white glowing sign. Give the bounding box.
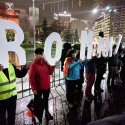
[0,19,26,68]
[44,32,62,66]
[0,19,122,67]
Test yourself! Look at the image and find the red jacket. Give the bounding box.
[29,58,55,91]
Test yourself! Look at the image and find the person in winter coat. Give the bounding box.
[119,47,125,83]
[94,31,107,93]
[29,48,55,122]
[63,49,88,106]
[107,44,121,88]
[0,63,28,125]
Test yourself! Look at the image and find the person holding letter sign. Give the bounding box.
[63,49,88,106]
[0,64,29,125]
[29,48,55,123]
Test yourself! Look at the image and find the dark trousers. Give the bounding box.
[0,96,17,125]
[107,67,119,86]
[65,79,80,104]
[34,89,50,113]
[94,72,104,91]
[120,65,125,82]
[76,79,83,92]
[76,69,84,92]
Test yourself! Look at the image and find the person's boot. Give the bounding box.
[45,112,53,121]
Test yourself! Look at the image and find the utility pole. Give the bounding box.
[32,0,36,57]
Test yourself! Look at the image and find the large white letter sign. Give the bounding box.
[105,36,113,57]
[114,34,122,54]
[97,36,105,58]
[80,30,94,60]
[0,19,26,68]
[44,32,62,66]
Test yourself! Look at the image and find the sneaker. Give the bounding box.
[45,112,53,121]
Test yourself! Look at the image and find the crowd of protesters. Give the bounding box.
[0,32,125,124]
[62,33,125,107]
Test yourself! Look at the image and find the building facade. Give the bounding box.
[93,1,125,40]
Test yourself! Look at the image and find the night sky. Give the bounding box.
[5,0,121,21]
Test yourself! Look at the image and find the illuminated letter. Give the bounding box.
[0,19,26,68]
[80,30,94,60]
[105,36,113,57]
[114,34,122,54]
[44,32,62,66]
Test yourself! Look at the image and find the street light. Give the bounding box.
[32,0,36,56]
[64,10,67,14]
[114,9,117,12]
[106,6,110,10]
[58,12,71,17]
[108,9,112,13]
[92,8,98,14]
[85,27,88,30]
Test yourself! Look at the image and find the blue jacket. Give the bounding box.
[66,60,88,80]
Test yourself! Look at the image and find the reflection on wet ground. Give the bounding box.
[16,82,125,125]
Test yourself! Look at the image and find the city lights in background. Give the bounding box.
[92,5,118,15]
[54,11,71,17]
[92,8,98,14]
[106,6,110,10]
[114,9,117,12]
[85,27,88,30]
[106,6,117,13]
[108,9,112,12]
[64,10,67,14]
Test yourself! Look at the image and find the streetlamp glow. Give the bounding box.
[108,9,112,13]
[64,10,67,14]
[85,27,88,30]
[32,0,36,58]
[58,12,71,17]
[92,8,98,14]
[114,9,117,12]
[106,6,110,10]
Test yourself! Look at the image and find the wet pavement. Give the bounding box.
[15,71,125,125]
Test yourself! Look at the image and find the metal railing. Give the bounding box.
[15,59,67,125]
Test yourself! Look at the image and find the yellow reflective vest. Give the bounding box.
[0,64,17,100]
